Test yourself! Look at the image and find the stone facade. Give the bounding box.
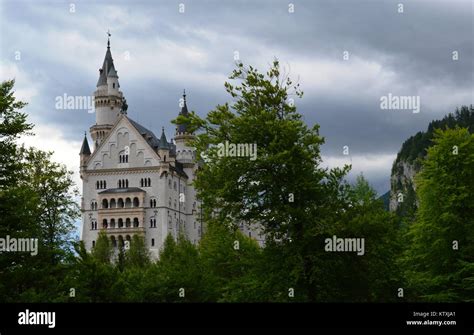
[80,38,202,259]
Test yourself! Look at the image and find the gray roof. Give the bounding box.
[128,117,161,149]
[98,187,145,194]
[96,44,116,87]
[158,127,170,150]
[80,134,91,155]
[177,91,190,133]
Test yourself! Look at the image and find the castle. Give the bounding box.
[79,37,202,258]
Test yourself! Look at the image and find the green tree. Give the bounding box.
[174,60,350,301]
[403,128,474,301]
[125,234,150,268]
[0,80,79,302]
[199,221,261,302]
[92,231,113,264]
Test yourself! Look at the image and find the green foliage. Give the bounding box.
[0,80,79,302]
[402,128,474,301]
[393,105,473,167]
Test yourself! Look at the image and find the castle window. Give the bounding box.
[111,236,117,247]
[110,219,116,229]
[96,181,99,189]
[168,179,171,188]
[133,197,139,207]
[150,218,156,228]
[150,198,156,208]
[119,152,128,164]
[110,198,116,208]
[168,197,171,207]
[92,241,95,248]
[118,218,124,228]
[118,198,124,208]
[113,83,115,89]
[148,178,151,186]
[118,180,121,188]
[194,221,196,229]
[173,181,177,191]
[140,178,143,187]
[151,238,155,247]
[102,199,109,209]
[125,179,129,188]
[125,218,131,228]
[102,219,108,229]
[133,218,139,228]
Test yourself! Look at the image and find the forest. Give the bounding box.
[1,60,473,303]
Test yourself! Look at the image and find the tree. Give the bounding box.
[199,220,261,302]
[403,127,474,301]
[0,80,79,302]
[135,234,203,302]
[124,234,150,268]
[174,60,350,301]
[92,231,113,264]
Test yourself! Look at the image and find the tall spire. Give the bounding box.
[177,90,190,134]
[96,31,116,87]
[80,132,91,155]
[158,127,170,150]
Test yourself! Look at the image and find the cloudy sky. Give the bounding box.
[1,0,472,198]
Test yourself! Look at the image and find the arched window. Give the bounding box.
[102,199,108,209]
[118,218,124,228]
[140,178,143,187]
[104,181,107,189]
[133,218,139,228]
[111,236,117,248]
[151,238,155,247]
[118,180,122,188]
[125,218,131,227]
[173,181,177,190]
[125,198,131,208]
[168,179,171,188]
[150,218,156,228]
[133,197,139,207]
[96,181,99,189]
[91,202,95,210]
[102,219,108,229]
[118,198,124,208]
[110,219,116,229]
[125,180,129,188]
[113,83,115,89]
[92,240,96,248]
[110,198,116,208]
[147,178,151,186]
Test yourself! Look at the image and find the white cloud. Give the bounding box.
[322,153,396,176]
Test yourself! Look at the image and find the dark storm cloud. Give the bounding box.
[1,0,472,194]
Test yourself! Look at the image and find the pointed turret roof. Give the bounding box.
[80,133,91,155]
[177,90,190,133]
[158,127,170,150]
[96,35,117,86]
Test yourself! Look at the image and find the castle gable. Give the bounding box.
[87,116,162,170]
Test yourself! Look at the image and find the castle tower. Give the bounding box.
[175,90,195,165]
[79,132,91,171]
[90,33,125,148]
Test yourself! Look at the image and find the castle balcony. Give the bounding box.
[97,188,147,230]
